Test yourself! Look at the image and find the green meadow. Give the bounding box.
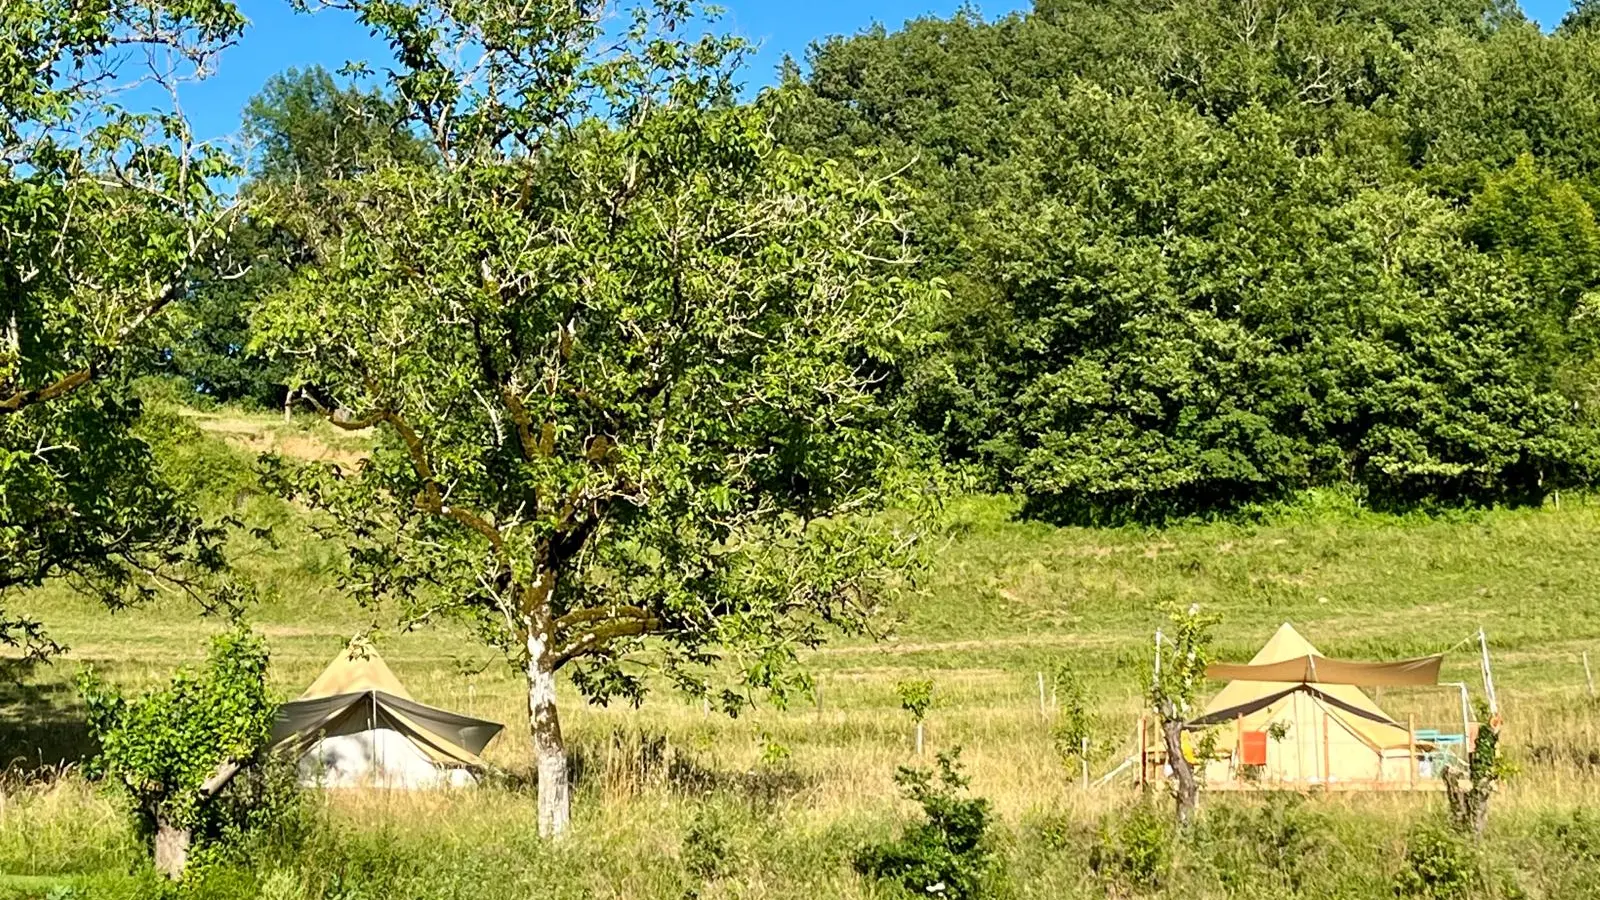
[2,408,1599,898]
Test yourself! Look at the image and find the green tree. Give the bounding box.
[1150,603,1218,827]
[1560,0,1600,34]
[783,0,1600,519]
[256,0,932,837]
[0,0,248,652]
[896,677,934,755]
[78,627,278,879]
[161,66,434,407]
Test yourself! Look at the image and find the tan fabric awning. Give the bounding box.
[1205,653,1443,687]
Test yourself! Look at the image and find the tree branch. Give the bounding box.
[552,613,665,668]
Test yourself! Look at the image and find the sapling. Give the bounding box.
[897,678,935,756]
[1149,603,1219,827]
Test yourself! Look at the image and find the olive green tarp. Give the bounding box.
[1204,654,1443,688]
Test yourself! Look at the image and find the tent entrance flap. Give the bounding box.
[1205,654,1443,687]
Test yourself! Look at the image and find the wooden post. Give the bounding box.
[1584,651,1595,700]
[1408,713,1417,789]
[1081,736,1090,790]
[1138,714,1148,787]
[1235,714,1243,780]
[815,678,824,717]
[1322,711,1331,786]
[1294,692,1304,785]
[1037,672,1047,720]
[915,720,925,756]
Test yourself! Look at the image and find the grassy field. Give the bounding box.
[4,407,1600,898]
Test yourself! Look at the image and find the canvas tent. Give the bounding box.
[271,644,502,788]
[1185,623,1440,788]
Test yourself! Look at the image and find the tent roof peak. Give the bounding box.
[301,641,414,701]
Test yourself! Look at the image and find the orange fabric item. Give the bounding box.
[1240,731,1268,766]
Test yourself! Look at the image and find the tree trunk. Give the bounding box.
[153,817,191,880]
[1162,718,1199,827]
[526,624,570,838]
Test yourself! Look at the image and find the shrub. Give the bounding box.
[77,627,279,880]
[1394,825,1479,899]
[1090,801,1174,894]
[1200,795,1328,893]
[682,805,736,889]
[854,749,998,899]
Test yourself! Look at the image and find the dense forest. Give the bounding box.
[155,0,1600,526]
[778,0,1600,521]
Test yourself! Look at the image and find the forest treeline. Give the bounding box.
[168,0,1600,522]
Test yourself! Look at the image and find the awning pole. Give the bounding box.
[1454,682,1471,744]
[1478,628,1498,717]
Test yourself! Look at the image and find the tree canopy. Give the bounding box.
[158,65,433,407]
[0,0,249,651]
[256,0,932,836]
[781,0,1600,521]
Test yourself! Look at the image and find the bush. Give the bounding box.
[1199,795,1329,893]
[1394,825,1480,899]
[854,749,999,900]
[682,805,736,890]
[1090,801,1174,894]
[77,627,279,879]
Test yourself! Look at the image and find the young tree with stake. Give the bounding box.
[896,678,934,756]
[257,0,934,837]
[1150,603,1218,827]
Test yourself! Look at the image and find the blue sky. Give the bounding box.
[176,0,1579,143]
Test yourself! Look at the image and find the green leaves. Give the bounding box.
[785,1,1600,522]
[78,627,277,831]
[256,1,933,719]
[1,1,251,644]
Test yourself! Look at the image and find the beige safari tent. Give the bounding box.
[1182,623,1444,789]
[270,643,502,788]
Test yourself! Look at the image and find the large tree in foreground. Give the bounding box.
[257,0,932,836]
[0,0,249,652]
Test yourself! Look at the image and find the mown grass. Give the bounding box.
[4,406,1600,897]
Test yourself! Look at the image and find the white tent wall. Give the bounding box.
[297,727,477,789]
[295,705,477,789]
[272,645,503,790]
